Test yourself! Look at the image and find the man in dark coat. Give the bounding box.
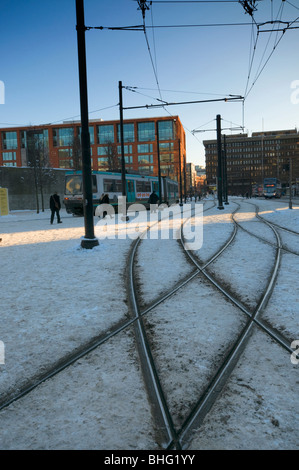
[50,191,62,224]
[148,190,159,213]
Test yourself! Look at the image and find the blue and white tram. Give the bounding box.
[263,178,282,199]
[63,170,179,215]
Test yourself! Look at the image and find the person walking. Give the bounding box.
[148,190,159,213]
[50,191,62,224]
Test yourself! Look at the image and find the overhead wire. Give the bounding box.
[243,1,299,100]
[244,17,259,98]
[140,4,164,105]
[251,1,284,85]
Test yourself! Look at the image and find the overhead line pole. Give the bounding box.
[76,0,99,249]
[118,81,129,221]
[216,114,224,210]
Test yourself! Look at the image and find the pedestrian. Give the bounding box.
[50,191,62,224]
[148,190,159,213]
[102,194,109,204]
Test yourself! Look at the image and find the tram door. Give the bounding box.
[126,179,135,203]
[152,181,160,199]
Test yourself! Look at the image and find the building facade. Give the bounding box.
[0,116,186,187]
[203,129,299,195]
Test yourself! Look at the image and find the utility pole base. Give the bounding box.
[81,238,99,249]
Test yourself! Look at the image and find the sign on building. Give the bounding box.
[0,188,9,216]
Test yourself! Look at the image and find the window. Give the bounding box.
[97,125,114,144]
[97,147,107,156]
[53,127,74,147]
[58,149,73,168]
[103,178,122,192]
[65,175,82,195]
[98,157,108,168]
[78,126,95,145]
[158,120,174,141]
[161,165,175,176]
[136,181,151,192]
[2,151,16,161]
[159,142,174,151]
[160,153,174,162]
[2,131,17,150]
[117,123,134,143]
[138,144,153,153]
[117,145,133,155]
[138,122,155,142]
[138,155,153,164]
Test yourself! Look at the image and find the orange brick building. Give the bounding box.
[0,116,186,184]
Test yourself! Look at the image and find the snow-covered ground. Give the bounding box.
[0,197,298,450]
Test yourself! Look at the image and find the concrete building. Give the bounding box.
[203,129,299,195]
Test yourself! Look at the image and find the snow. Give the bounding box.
[0,197,298,450]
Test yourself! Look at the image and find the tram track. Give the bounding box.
[0,200,215,416]
[0,197,296,450]
[129,197,296,449]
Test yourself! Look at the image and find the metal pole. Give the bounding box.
[118,81,129,220]
[289,157,292,209]
[178,139,183,206]
[216,114,224,209]
[76,0,98,248]
[183,157,187,203]
[223,134,229,204]
[156,121,162,205]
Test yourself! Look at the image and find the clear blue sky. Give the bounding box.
[1,0,299,166]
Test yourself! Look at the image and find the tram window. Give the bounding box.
[103,179,115,192]
[103,178,123,192]
[136,181,151,193]
[65,175,82,195]
[115,180,122,192]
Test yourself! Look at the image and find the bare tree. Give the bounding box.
[27,129,52,212]
[105,141,120,172]
[70,134,82,171]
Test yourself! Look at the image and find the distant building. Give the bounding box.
[203,129,299,195]
[194,165,207,194]
[0,116,186,192]
[185,162,197,195]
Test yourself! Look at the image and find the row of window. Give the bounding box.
[1,122,175,151]
[206,139,299,149]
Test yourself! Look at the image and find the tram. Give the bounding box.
[63,170,179,215]
[263,178,282,199]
